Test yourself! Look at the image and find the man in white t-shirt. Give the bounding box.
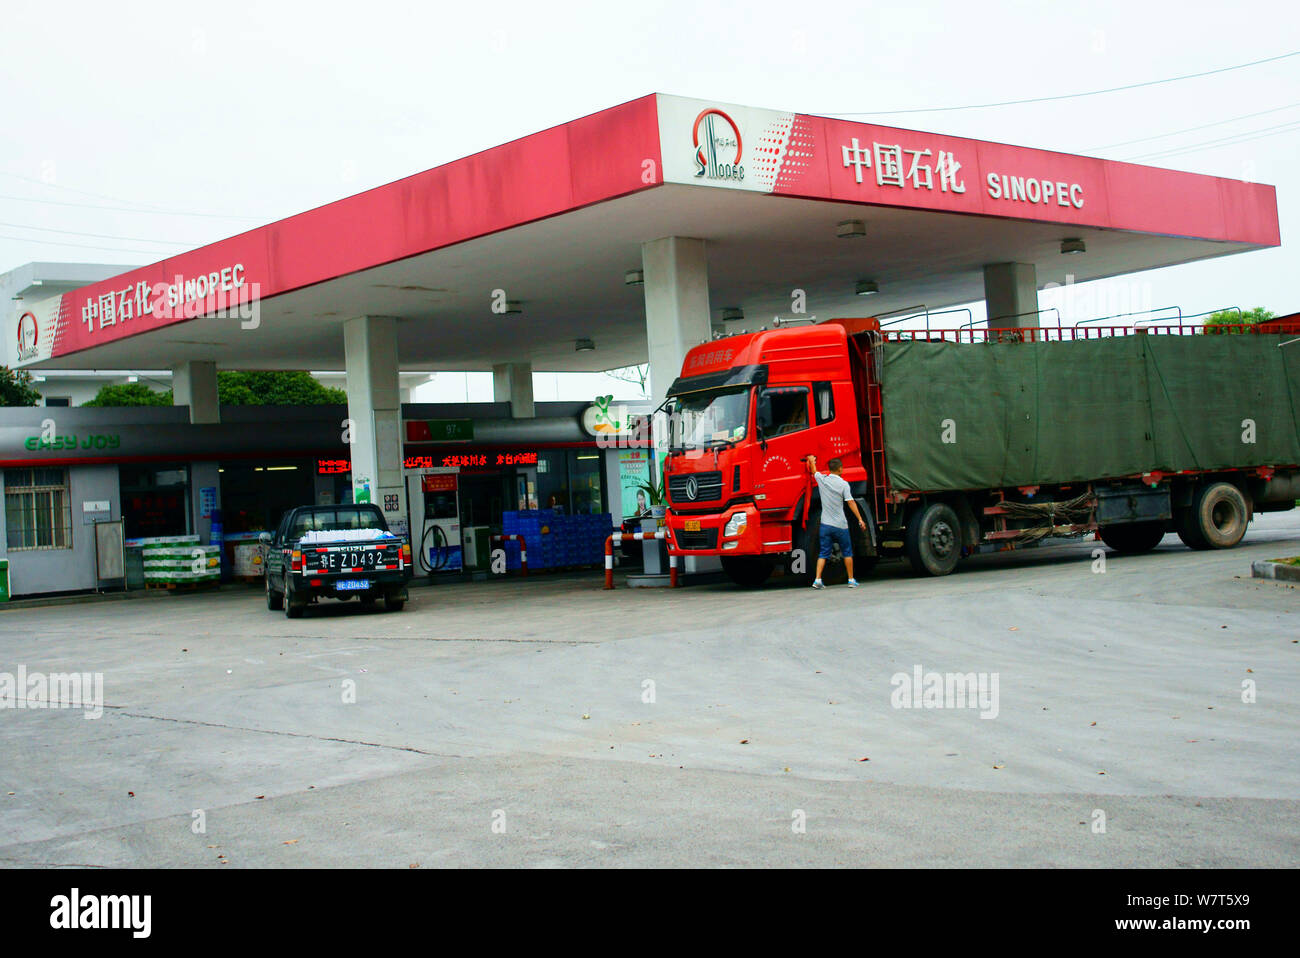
[806,455,867,589]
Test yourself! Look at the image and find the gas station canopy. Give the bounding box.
[15,94,1280,373]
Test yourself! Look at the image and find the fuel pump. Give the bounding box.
[404,467,462,574]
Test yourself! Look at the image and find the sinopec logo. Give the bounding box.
[16,311,38,362]
[693,109,744,182]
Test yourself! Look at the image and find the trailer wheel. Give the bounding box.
[265,574,283,611]
[904,502,962,576]
[1099,521,1166,555]
[721,556,776,588]
[1177,482,1250,550]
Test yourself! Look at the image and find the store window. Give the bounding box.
[4,467,72,550]
[568,450,604,515]
[220,461,314,533]
[120,464,191,539]
[536,450,569,512]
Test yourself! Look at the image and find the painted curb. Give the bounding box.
[1251,559,1300,582]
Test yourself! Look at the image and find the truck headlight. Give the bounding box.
[724,512,747,537]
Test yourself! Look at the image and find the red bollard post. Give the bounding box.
[604,534,616,589]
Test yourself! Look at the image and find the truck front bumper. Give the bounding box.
[667,503,767,555]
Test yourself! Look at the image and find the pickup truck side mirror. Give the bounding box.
[258,532,273,546]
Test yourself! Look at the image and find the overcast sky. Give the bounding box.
[1,0,1296,400]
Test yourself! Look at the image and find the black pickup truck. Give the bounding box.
[261,504,412,617]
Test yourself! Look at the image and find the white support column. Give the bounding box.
[641,236,717,576]
[492,362,535,418]
[344,316,407,537]
[172,360,219,424]
[641,236,712,405]
[983,262,1039,327]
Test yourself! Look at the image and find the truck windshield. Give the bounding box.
[668,387,750,451]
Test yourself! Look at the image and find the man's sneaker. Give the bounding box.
[847,579,859,588]
[811,579,825,589]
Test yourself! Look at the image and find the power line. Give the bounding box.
[1123,120,1300,161]
[0,219,198,245]
[0,191,257,219]
[0,169,257,219]
[0,231,175,256]
[1087,102,1300,150]
[826,50,1300,116]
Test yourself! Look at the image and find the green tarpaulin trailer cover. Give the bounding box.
[880,335,1300,492]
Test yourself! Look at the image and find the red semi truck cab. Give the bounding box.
[661,318,881,587]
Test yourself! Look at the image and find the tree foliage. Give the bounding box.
[84,371,347,407]
[215,371,347,406]
[83,382,172,406]
[1204,307,1274,333]
[0,365,43,406]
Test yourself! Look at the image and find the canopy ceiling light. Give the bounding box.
[855,280,879,296]
[575,338,595,352]
[624,269,644,286]
[1060,238,1086,255]
[837,220,867,238]
[721,307,744,322]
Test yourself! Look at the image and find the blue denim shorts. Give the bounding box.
[818,524,852,559]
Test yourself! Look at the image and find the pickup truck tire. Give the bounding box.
[384,596,405,612]
[284,589,305,618]
[1177,482,1250,550]
[721,556,776,588]
[1099,521,1166,554]
[265,574,283,610]
[905,502,962,577]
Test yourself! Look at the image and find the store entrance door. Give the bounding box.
[457,472,505,529]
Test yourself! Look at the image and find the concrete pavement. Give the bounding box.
[1,513,1297,867]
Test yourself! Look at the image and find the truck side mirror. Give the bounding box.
[258,532,272,546]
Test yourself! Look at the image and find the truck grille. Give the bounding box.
[676,529,718,550]
[669,471,723,503]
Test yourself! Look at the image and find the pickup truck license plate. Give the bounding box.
[684,520,701,532]
[328,550,379,569]
[336,579,371,591]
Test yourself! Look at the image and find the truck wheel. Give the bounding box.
[384,596,406,612]
[904,502,961,576]
[284,589,305,619]
[1177,482,1250,550]
[720,556,776,588]
[847,498,879,579]
[1099,521,1166,555]
[265,575,283,611]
